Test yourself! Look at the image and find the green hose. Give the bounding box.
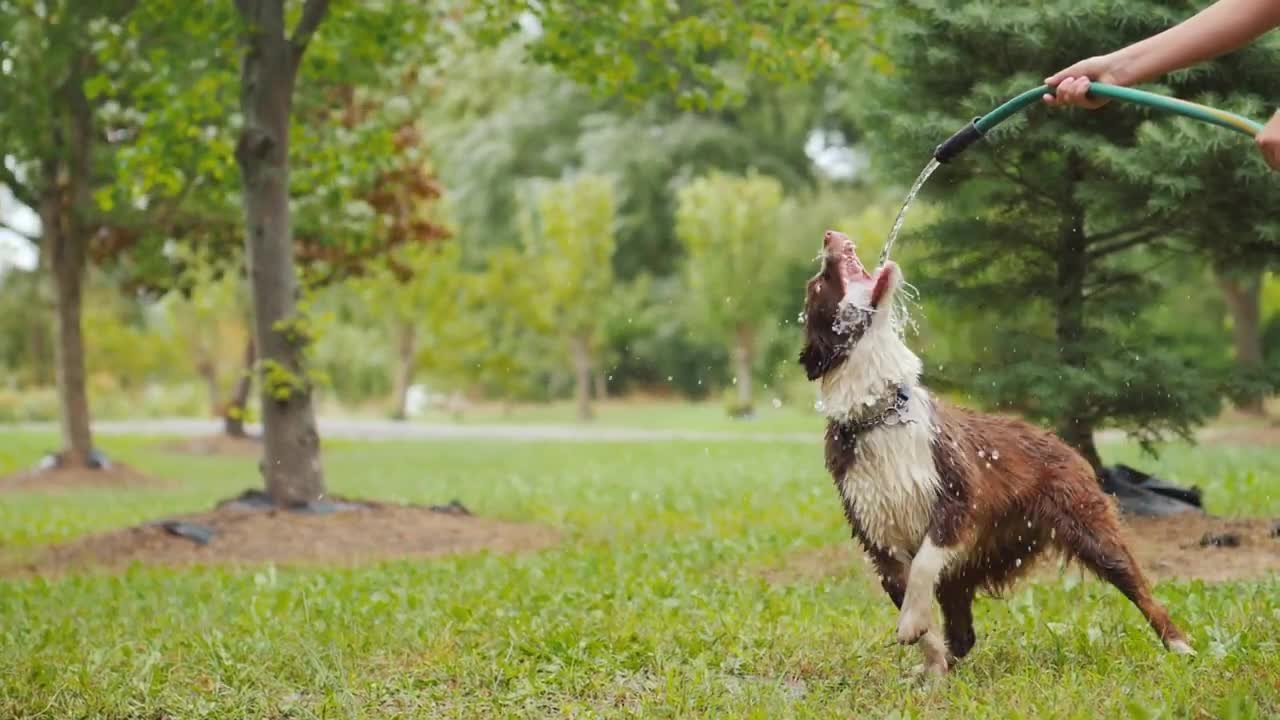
[934,82,1263,163]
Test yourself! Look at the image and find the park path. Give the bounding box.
[8,417,818,444]
[8,418,1218,445]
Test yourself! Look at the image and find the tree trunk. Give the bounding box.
[1216,270,1267,416]
[593,367,608,402]
[391,321,416,421]
[42,57,95,469]
[43,193,92,467]
[731,325,754,416]
[1054,177,1102,471]
[197,357,220,417]
[234,0,329,506]
[223,337,255,438]
[570,334,594,421]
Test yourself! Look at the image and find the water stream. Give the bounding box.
[878,158,940,267]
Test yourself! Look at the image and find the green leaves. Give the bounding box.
[512,0,879,111]
[518,173,618,340]
[674,171,786,339]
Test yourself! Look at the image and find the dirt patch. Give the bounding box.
[1200,423,1280,447]
[1125,515,1280,583]
[763,515,1280,587]
[0,464,170,493]
[159,434,263,457]
[10,498,558,576]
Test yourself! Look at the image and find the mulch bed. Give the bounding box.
[762,514,1280,587]
[8,494,558,576]
[0,464,171,493]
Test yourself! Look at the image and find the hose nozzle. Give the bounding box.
[932,118,985,164]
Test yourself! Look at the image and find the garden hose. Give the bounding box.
[933,82,1264,163]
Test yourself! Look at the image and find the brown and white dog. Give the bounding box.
[799,229,1193,675]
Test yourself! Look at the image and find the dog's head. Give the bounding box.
[798,230,903,381]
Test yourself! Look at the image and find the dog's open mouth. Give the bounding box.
[823,230,869,283]
[824,229,893,308]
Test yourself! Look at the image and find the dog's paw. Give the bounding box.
[896,607,929,645]
[1166,638,1196,656]
[909,658,948,678]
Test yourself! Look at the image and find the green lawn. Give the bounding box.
[0,431,1278,718]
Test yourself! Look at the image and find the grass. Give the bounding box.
[0,429,1278,718]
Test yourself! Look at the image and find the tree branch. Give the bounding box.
[0,164,36,209]
[1087,215,1163,244]
[987,151,1063,211]
[1087,229,1167,260]
[1083,253,1181,300]
[290,0,330,61]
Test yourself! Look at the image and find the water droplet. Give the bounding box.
[1015,558,1023,568]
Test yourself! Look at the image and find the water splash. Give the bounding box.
[878,158,940,266]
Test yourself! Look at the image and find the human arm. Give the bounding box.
[1044,0,1280,108]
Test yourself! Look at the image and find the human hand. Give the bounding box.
[1043,54,1127,109]
[1257,111,1280,170]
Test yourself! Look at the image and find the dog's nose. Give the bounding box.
[824,230,849,251]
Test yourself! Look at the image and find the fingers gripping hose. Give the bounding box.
[933,83,1264,164]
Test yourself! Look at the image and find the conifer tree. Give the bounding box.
[859,0,1273,467]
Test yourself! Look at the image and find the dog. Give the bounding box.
[798,229,1193,675]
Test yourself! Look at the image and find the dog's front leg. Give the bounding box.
[897,538,958,675]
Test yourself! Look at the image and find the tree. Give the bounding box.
[226,0,337,503]
[518,174,617,421]
[0,0,179,468]
[1091,70,1280,416]
[428,35,842,280]
[353,241,466,420]
[674,171,788,417]
[228,0,440,503]
[511,0,878,111]
[157,245,252,419]
[859,0,1241,468]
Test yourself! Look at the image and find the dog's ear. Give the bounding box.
[799,340,834,381]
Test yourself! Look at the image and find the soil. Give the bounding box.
[762,514,1280,587]
[1200,422,1280,447]
[0,464,171,493]
[9,497,558,576]
[159,434,263,457]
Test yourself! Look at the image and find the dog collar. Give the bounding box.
[832,383,913,451]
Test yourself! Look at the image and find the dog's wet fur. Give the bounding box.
[800,230,1192,675]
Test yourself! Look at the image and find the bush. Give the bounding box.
[0,387,58,423]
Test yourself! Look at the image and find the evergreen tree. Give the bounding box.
[1094,49,1280,414]
[859,0,1267,467]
